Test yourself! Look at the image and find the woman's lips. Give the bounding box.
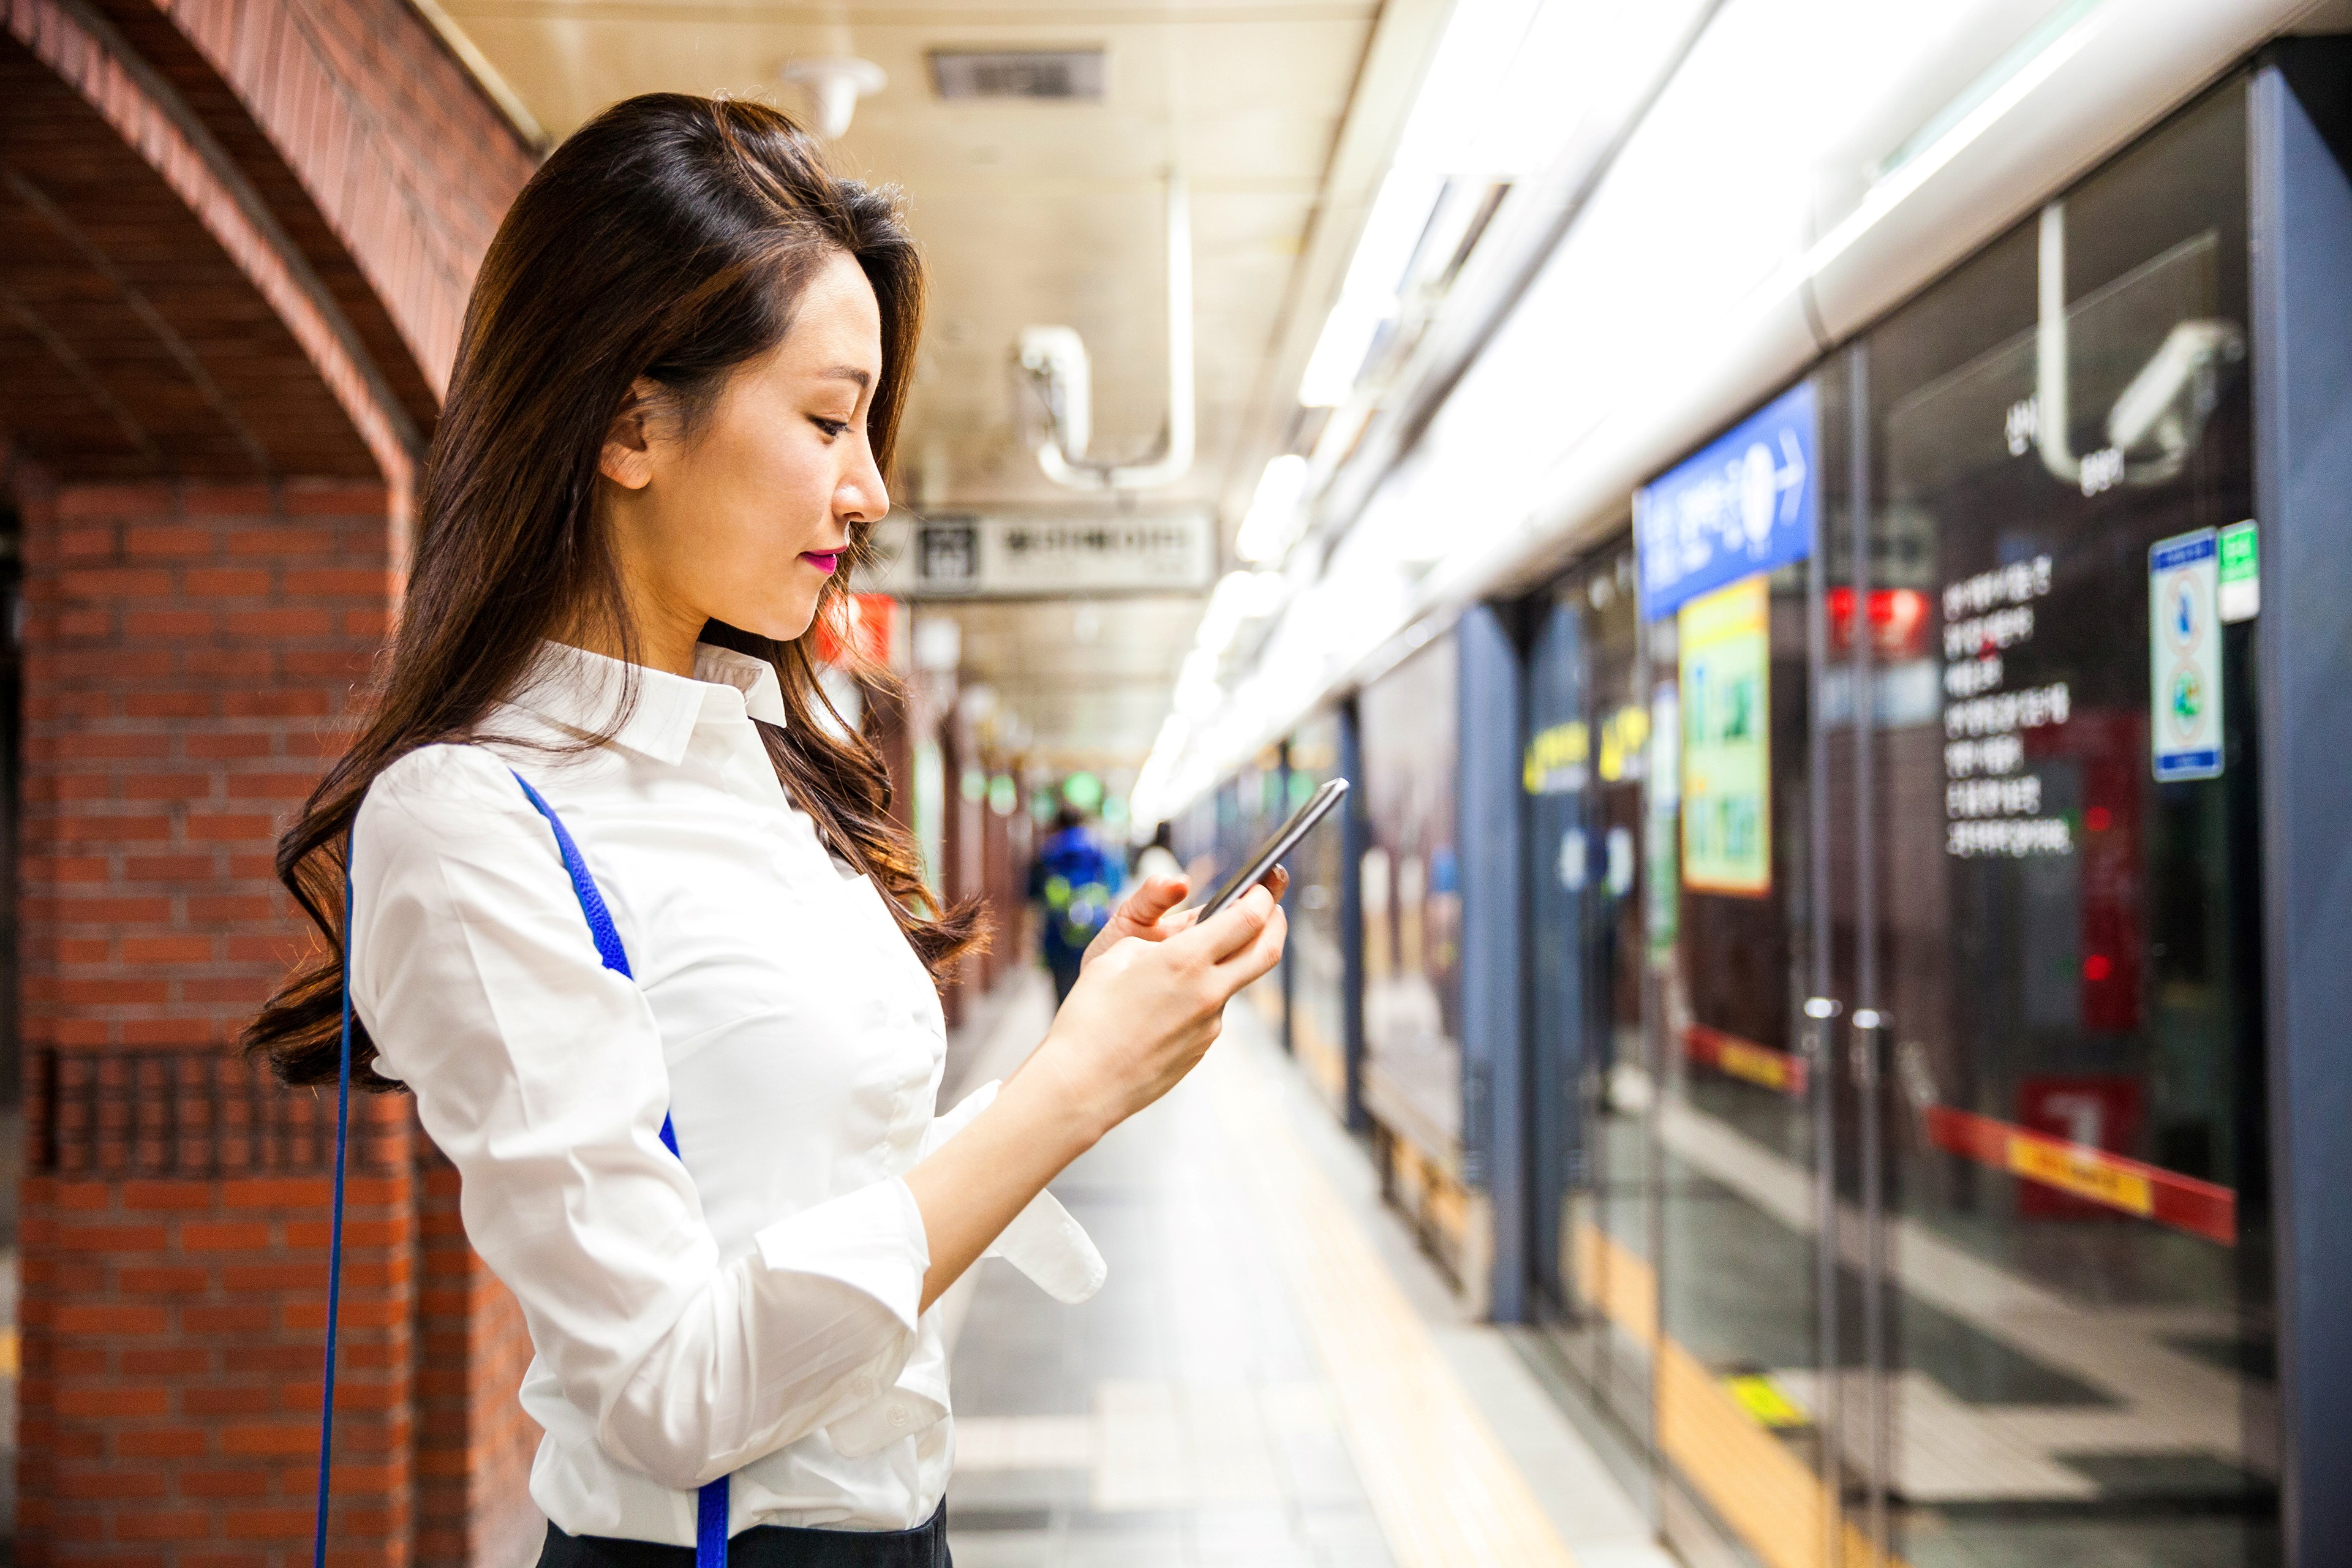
[801,551,840,575]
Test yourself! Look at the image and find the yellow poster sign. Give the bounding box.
[1679,576,1771,895]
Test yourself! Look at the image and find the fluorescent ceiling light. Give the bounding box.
[1298,301,1386,408]
[1392,0,1546,176]
[1298,169,1445,408]
[1235,454,1311,562]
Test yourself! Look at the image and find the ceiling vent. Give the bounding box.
[929,49,1106,101]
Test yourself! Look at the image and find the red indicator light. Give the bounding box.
[2085,807,2111,832]
[2083,954,2113,982]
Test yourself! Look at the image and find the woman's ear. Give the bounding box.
[598,379,662,491]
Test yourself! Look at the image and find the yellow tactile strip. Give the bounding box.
[1575,1221,1897,1568]
[1206,1041,1579,1568]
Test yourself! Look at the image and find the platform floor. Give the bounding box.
[937,971,1675,1568]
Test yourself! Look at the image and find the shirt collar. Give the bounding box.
[507,641,789,764]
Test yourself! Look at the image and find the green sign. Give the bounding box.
[1679,576,1771,897]
[2218,518,2258,623]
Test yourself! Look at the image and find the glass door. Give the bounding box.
[1642,373,1849,1568]
[1834,78,2278,1568]
[1528,545,1655,1446]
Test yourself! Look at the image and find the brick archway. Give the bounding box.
[2,0,538,1558]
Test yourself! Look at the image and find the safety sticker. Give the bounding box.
[2218,519,2259,623]
[2149,529,2223,781]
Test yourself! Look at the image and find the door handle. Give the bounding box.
[1850,1008,1888,1088]
[1803,996,1842,1072]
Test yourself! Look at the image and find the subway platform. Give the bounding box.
[935,972,1673,1568]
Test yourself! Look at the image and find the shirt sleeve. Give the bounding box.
[349,745,929,1491]
[922,1082,1106,1304]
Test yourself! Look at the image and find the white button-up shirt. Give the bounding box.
[349,641,1103,1543]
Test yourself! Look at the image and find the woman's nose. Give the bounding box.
[838,447,888,524]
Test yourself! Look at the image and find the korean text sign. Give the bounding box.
[1636,380,1819,622]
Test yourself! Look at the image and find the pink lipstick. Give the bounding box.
[801,551,840,575]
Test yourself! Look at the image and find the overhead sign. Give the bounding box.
[1635,380,1819,622]
[2149,528,2223,781]
[867,514,1215,599]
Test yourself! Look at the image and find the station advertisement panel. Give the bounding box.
[1676,576,1771,895]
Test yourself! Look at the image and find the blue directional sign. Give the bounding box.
[1635,380,1820,622]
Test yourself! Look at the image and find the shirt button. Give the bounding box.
[888,1405,911,1429]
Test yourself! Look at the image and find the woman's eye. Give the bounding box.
[810,417,849,440]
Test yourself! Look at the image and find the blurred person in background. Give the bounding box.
[1132,821,1182,887]
[1030,802,1121,1003]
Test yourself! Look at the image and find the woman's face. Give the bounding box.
[597,250,889,658]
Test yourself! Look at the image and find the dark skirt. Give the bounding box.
[537,1502,949,1567]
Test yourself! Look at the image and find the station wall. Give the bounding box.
[2,0,537,1556]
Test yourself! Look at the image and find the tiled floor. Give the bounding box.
[939,972,1675,1568]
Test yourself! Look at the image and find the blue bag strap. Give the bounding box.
[312,851,355,1568]
[318,774,729,1568]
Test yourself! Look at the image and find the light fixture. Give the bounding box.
[1235,454,1311,564]
[1297,170,1444,409]
[781,56,887,140]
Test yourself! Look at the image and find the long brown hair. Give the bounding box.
[247,93,982,1090]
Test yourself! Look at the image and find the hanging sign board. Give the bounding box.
[1678,575,1771,895]
[1635,380,1820,622]
[2148,528,2224,782]
[866,514,1215,599]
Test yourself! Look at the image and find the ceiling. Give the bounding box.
[435,0,1445,765]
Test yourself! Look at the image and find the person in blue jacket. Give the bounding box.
[1030,804,1121,1003]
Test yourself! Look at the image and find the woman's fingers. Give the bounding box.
[1180,884,1275,965]
[1117,875,1190,932]
[1220,905,1287,986]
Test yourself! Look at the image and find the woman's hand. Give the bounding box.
[1038,882,1288,1137]
[1080,868,1289,971]
[904,882,1286,1311]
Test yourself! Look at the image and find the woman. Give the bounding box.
[246,94,1284,1564]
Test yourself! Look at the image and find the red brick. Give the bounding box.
[183,568,273,598]
[116,1509,213,1541]
[219,1425,315,1458]
[121,772,211,801]
[223,1177,331,1209]
[55,1385,170,1417]
[181,1222,274,1252]
[184,733,274,760]
[55,1303,168,1334]
[123,691,213,719]
[179,485,279,516]
[119,1183,218,1213]
[222,690,331,718]
[185,814,276,842]
[281,567,388,597]
[123,609,219,638]
[225,608,331,637]
[121,936,214,963]
[114,1427,211,1460]
[122,527,214,560]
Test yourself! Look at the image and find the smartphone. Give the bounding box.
[1194,778,1349,921]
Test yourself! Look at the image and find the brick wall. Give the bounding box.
[9,0,546,1551]
[12,473,541,1565]
[20,1112,415,1564]
[145,0,537,402]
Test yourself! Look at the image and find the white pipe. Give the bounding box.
[1025,173,1194,491]
[2035,201,2082,484]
